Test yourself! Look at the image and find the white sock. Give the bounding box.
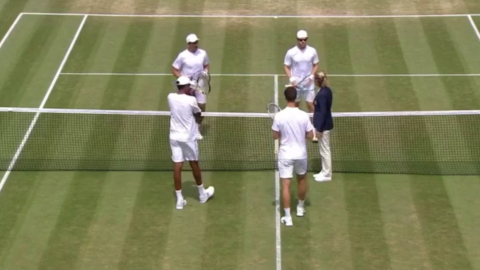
[284,208,291,217]
[298,200,305,208]
[175,190,183,200]
[198,184,206,196]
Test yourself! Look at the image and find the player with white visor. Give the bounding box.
[284,30,320,141]
[172,33,210,140]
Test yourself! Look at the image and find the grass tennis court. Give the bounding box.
[0,1,480,269]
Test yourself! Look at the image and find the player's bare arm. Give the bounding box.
[284,65,292,78]
[273,130,280,140]
[172,67,182,78]
[311,63,319,76]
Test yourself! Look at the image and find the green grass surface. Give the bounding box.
[0,4,479,270]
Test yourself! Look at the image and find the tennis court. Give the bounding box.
[0,6,480,270]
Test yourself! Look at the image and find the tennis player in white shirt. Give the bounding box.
[172,33,210,140]
[272,86,315,227]
[168,76,214,210]
[284,30,319,113]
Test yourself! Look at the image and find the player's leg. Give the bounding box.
[278,158,294,226]
[184,140,214,203]
[294,159,308,217]
[171,140,187,209]
[295,88,301,108]
[314,130,332,182]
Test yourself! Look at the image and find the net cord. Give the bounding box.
[1,107,479,118]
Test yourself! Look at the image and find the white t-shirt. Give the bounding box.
[284,45,319,81]
[271,107,314,160]
[168,93,202,142]
[172,49,209,78]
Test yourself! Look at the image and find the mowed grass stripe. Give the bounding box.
[37,172,109,270]
[0,172,75,270]
[118,172,174,270]
[410,175,473,270]
[347,20,392,110]
[443,176,480,270]
[0,16,84,107]
[393,18,453,111]
[376,175,432,270]
[200,16,252,269]
[75,173,142,270]
[344,21,391,269]
[45,16,109,109]
[0,0,28,41]
[421,18,480,110]
[0,173,41,265]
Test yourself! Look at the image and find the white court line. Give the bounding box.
[0,15,88,194]
[59,72,480,77]
[468,15,480,43]
[273,75,281,270]
[0,13,23,51]
[21,11,479,18]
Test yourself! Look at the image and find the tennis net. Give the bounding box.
[1,107,479,175]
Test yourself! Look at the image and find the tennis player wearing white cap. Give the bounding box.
[284,30,319,110]
[168,76,214,210]
[172,33,210,140]
[284,30,320,141]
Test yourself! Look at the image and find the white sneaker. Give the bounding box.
[196,134,203,140]
[296,206,305,217]
[176,199,187,210]
[281,216,293,226]
[314,174,332,182]
[199,186,215,203]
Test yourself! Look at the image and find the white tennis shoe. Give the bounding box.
[199,186,215,203]
[296,206,305,217]
[281,216,293,226]
[176,199,187,210]
[314,173,332,182]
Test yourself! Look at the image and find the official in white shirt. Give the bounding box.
[172,33,210,140]
[272,86,315,227]
[284,30,320,113]
[168,76,214,210]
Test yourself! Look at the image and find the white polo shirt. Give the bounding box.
[168,93,202,142]
[172,49,209,78]
[284,45,319,81]
[271,107,314,160]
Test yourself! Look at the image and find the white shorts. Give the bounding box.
[278,158,308,179]
[170,140,199,162]
[296,90,315,103]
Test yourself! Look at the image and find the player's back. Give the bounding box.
[275,107,311,160]
[168,93,200,142]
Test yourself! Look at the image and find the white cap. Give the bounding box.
[176,76,192,86]
[296,30,308,39]
[186,34,199,43]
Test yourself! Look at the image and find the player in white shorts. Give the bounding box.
[284,30,319,113]
[172,33,210,140]
[168,76,214,210]
[272,86,315,226]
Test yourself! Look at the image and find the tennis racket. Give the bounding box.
[190,70,211,95]
[267,102,281,120]
[285,74,313,91]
